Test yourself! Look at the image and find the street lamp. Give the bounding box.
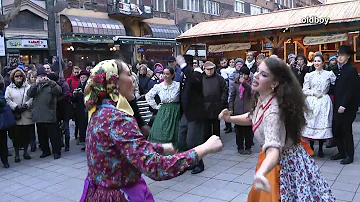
[53,0,67,77]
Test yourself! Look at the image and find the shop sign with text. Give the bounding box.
[75,47,108,52]
[62,37,114,44]
[118,39,179,46]
[303,33,348,46]
[208,43,251,53]
[7,39,48,49]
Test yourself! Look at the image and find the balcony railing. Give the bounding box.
[108,2,153,18]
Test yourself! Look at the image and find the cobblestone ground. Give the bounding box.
[1,121,360,202]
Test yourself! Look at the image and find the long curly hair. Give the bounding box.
[250,57,307,144]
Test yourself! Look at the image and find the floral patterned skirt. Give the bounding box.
[248,142,334,202]
[279,144,335,202]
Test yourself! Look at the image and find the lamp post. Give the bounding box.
[53,0,67,77]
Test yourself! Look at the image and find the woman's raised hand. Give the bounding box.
[204,135,223,154]
[218,109,231,122]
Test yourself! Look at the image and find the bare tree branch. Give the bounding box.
[3,0,23,25]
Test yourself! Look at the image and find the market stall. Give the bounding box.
[176,1,360,71]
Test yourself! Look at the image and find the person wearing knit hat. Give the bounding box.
[148,63,164,90]
[234,58,244,66]
[229,63,253,155]
[287,54,296,66]
[202,60,228,143]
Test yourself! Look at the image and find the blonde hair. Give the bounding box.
[27,70,37,84]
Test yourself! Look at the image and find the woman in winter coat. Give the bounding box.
[0,74,11,168]
[229,66,253,155]
[5,68,34,163]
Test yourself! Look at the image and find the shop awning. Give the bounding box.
[61,14,126,36]
[145,23,180,39]
[113,36,180,46]
[177,1,360,41]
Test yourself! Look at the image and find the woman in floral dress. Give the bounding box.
[80,59,223,202]
[146,67,180,147]
[302,53,336,158]
[219,57,335,201]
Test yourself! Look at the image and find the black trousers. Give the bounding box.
[204,119,220,141]
[36,123,61,155]
[13,125,35,149]
[235,125,253,150]
[0,129,9,164]
[178,114,204,152]
[333,111,357,157]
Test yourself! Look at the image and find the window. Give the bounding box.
[153,0,167,12]
[204,1,220,15]
[250,4,262,15]
[120,0,130,3]
[234,0,245,13]
[262,8,271,13]
[183,23,193,32]
[183,0,200,12]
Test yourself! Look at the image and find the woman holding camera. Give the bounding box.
[5,68,34,163]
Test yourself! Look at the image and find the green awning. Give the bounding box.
[113,36,180,46]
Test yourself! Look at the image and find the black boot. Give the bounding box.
[14,148,20,163]
[65,136,70,152]
[23,145,31,160]
[191,159,204,174]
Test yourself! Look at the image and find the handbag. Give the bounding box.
[12,88,26,120]
[0,104,16,130]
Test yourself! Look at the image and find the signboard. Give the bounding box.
[75,47,108,52]
[137,47,145,53]
[7,53,20,66]
[118,39,180,46]
[117,3,152,18]
[0,36,5,56]
[303,33,348,46]
[145,47,172,52]
[208,43,251,53]
[62,37,114,44]
[6,39,48,49]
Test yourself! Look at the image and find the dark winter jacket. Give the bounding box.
[27,80,62,123]
[202,73,228,119]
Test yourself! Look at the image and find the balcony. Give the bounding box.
[108,2,153,19]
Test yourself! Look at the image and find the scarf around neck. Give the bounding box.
[239,78,250,99]
[245,60,255,69]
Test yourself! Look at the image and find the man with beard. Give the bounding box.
[330,45,359,165]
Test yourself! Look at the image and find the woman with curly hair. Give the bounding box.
[219,57,335,201]
[80,59,223,202]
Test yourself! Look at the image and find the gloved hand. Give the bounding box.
[15,105,25,113]
[21,104,28,110]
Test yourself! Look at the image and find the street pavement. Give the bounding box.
[1,120,360,202]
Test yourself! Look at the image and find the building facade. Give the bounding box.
[2,0,49,66]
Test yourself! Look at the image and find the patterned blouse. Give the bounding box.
[145,81,180,110]
[251,94,293,152]
[86,100,198,189]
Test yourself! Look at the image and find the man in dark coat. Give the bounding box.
[202,61,228,140]
[330,45,359,165]
[27,66,62,159]
[177,54,206,174]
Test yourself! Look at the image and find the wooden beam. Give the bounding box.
[180,44,191,55]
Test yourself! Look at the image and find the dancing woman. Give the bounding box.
[219,57,335,201]
[80,59,223,202]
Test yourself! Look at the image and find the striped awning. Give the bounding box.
[146,23,180,39]
[61,14,126,36]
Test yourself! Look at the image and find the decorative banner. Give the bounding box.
[303,33,348,46]
[6,39,48,49]
[208,43,251,53]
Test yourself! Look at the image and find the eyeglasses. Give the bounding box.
[14,75,23,78]
[204,68,214,71]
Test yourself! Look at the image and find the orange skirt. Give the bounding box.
[247,140,314,202]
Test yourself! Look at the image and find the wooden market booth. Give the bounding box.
[176,0,360,72]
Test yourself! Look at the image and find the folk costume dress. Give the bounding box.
[302,70,336,140]
[247,94,335,202]
[145,81,181,147]
[80,60,199,202]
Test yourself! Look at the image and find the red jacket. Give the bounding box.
[66,74,80,97]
